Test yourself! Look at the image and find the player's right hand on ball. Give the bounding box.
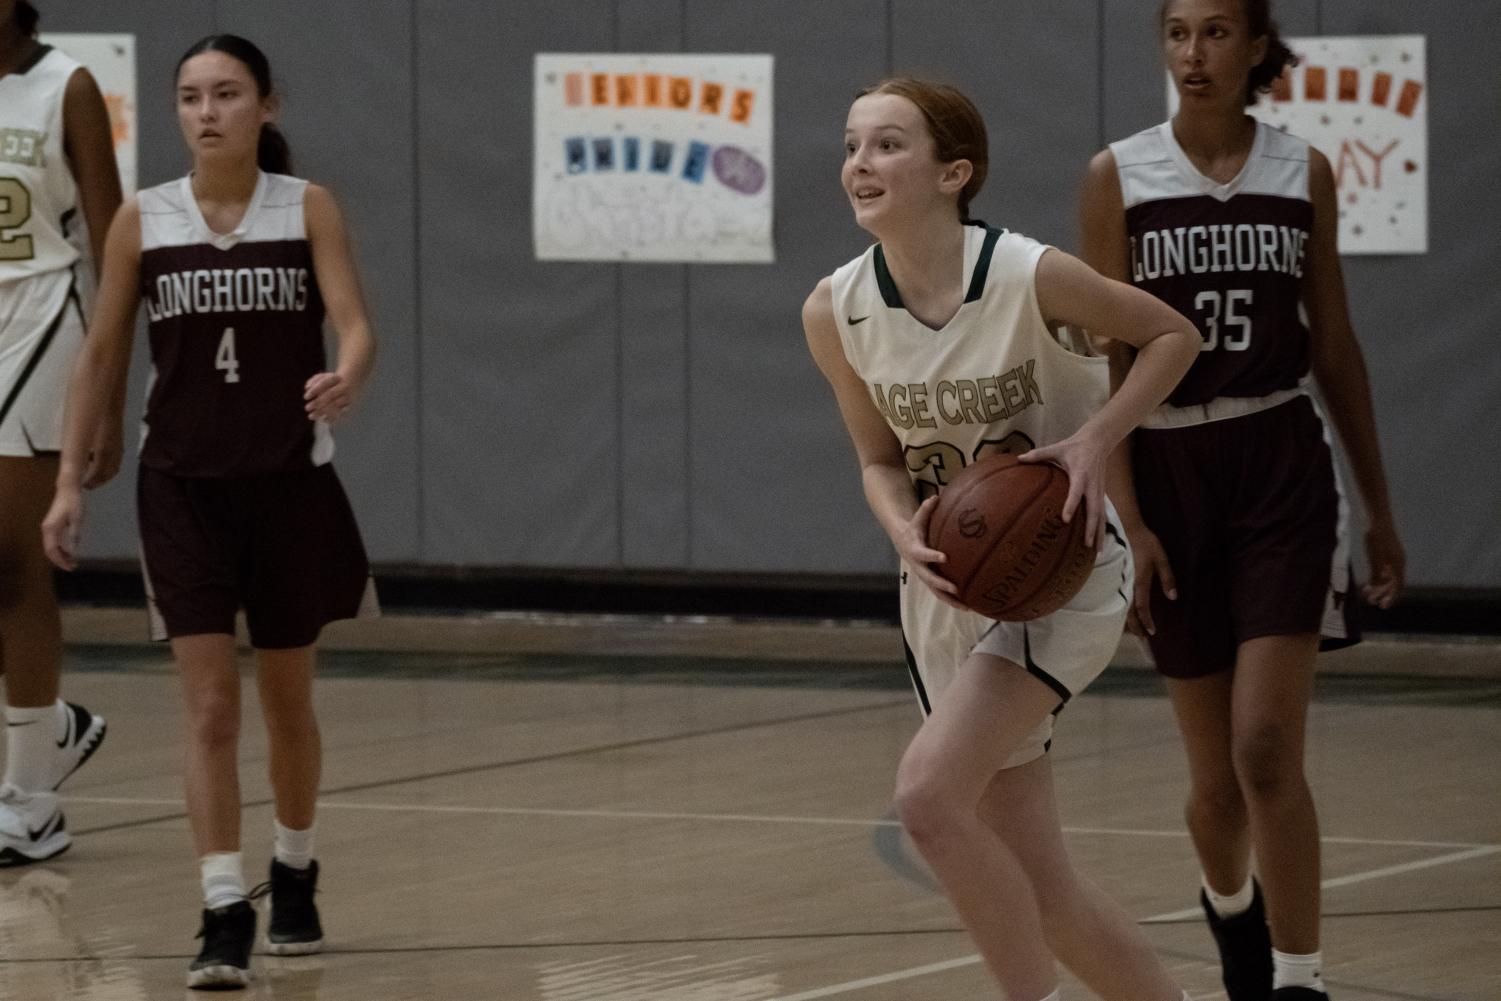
[1125,526,1176,637]
[41,489,84,572]
[896,495,968,611]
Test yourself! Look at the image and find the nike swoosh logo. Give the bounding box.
[27,816,59,842]
[848,315,870,325]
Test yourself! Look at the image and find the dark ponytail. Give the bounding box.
[257,123,293,175]
[15,1,40,36]
[177,34,293,174]
[1243,0,1298,106]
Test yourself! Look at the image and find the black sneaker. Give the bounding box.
[187,900,255,989]
[1271,989,1328,1000]
[265,859,324,955]
[1201,880,1273,1001]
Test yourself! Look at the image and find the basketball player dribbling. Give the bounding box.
[0,0,118,867]
[803,77,1202,1001]
[41,34,378,989]
[1080,3,1406,999]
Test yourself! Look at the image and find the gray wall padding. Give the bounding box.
[47,1,1501,588]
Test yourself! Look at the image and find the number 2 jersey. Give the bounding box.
[1,45,86,453]
[138,171,330,476]
[830,222,1108,497]
[1111,119,1313,408]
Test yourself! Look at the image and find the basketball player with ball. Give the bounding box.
[804,77,1201,1001]
[1081,3,1406,999]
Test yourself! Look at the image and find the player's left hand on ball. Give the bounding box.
[1019,434,1108,548]
[304,372,353,423]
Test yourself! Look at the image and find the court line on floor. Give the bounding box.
[64,698,908,838]
[1142,845,1501,921]
[66,795,1499,853]
[762,844,1501,1001]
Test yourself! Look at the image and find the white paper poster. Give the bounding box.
[533,53,774,263]
[41,33,138,195]
[1171,35,1427,254]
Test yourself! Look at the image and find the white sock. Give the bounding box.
[274,819,315,870]
[1034,989,1061,1001]
[1202,873,1255,918]
[1273,949,1324,991]
[4,702,59,792]
[201,851,246,910]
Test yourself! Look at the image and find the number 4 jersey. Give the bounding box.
[830,222,1108,500]
[139,171,330,476]
[1111,119,1313,408]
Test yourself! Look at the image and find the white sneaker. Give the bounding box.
[0,785,70,866]
[49,702,106,791]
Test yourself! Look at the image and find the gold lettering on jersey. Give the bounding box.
[873,359,1042,432]
[144,267,312,322]
[1130,223,1308,281]
[0,128,45,167]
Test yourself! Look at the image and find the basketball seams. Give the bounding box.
[933,460,1054,599]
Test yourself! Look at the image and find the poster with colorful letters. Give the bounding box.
[41,33,138,195]
[1171,35,1427,254]
[534,53,774,263]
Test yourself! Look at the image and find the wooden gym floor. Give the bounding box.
[1,610,1497,1000]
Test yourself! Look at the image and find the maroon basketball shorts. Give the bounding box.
[1132,394,1357,679]
[138,464,375,649]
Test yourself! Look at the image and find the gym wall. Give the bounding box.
[50,1,1501,590]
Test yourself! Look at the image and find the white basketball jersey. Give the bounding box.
[832,223,1129,725]
[0,46,82,286]
[830,223,1108,497]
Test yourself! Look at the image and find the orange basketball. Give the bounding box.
[928,453,1097,621]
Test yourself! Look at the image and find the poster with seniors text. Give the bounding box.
[1170,35,1427,254]
[534,53,774,263]
[41,33,138,195]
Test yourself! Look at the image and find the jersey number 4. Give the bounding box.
[0,178,35,261]
[215,327,242,383]
[1195,289,1253,352]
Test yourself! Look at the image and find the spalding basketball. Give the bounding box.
[928,453,1097,621]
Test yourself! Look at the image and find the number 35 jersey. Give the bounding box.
[1111,119,1313,407]
[138,171,330,477]
[830,222,1108,499]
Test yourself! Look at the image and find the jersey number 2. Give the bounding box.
[215,327,241,383]
[1195,289,1252,352]
[0,178,35,261]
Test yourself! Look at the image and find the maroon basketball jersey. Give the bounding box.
[1111,121,1313,406]
[137,173,328,476]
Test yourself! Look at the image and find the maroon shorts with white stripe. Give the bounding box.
[138,463,375,649]
[1132,394,1358,679]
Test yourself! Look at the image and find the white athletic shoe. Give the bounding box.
[0,785,70,867]
[48,702,107,791]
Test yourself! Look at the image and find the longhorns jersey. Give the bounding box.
[831,223,1108,499]
[1112,119,1313,407]
[138,172,331,476]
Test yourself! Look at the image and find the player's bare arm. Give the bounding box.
[42,198,142,569]
[1077,147,1179,631]
[1301,146,1405,607]
[62,66,127,487]
[1023,248,1199,543]
[303,182,376,423]
[803,278,962,606]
